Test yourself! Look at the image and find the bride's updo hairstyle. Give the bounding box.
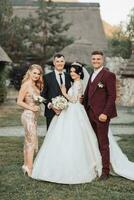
[71,62,84,80]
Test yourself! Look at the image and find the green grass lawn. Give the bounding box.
[0,135,134,200]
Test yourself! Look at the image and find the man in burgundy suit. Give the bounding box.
[84,51,117,180]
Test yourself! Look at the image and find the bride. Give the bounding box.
[31,62,134,183]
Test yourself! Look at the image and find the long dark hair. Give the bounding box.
[70,62,84,80]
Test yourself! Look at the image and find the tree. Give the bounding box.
[1,0,73,63]
[8,16,31,62]
[0,1,13,103]
[0,0,29,61]
[0,0,13,49]
[0,62,9,104]
[127,7,134,40]
[9,62,30,90]
[108,8,134,58]
[24,0,73,63]
[108,24,131,58]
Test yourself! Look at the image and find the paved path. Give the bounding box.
[0,125,46,137]
[110,108,134,135]
[0,124,133,137]
[0,108,134,136]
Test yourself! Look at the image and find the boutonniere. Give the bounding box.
[98,82,104,88]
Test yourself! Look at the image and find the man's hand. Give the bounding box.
[99,114,107,122]
[52,106,61,115]
[48,103,61,115]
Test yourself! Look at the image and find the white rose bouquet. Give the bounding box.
[33,95,46,105]
[52,96,68,110]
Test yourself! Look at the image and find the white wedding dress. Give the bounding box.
[32,80,102,184]
[32,80,134,183]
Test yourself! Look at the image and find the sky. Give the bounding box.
[80,0,134,25]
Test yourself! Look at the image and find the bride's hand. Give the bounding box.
[60,85,66,95]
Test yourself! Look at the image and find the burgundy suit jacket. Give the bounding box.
[84,68,117,119]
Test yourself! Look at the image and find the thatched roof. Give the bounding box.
[0,46,12,63]
[12,2,107,64]
[61,40,106,65]
[61,42,91,64]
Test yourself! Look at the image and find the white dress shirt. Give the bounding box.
[54,69,65,86]
[91,66,104,82]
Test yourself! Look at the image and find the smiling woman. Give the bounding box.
[17,64,44,177]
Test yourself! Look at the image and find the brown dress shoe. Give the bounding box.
[99,174,109,181]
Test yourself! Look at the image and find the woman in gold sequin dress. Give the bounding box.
[17,64,43,176]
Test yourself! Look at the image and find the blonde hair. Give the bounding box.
[22,64,44,91]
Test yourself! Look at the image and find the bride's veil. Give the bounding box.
[82,66,90,93]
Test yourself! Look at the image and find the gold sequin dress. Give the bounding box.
[21,87,39,153]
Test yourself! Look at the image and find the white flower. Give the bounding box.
[52,96,68,110]
[98,82,104,88]
[33,95,46,104]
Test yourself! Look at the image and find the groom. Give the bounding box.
[42,53,71,129]
[84,51,117,180]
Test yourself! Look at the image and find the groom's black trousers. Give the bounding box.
[46,117,53,130]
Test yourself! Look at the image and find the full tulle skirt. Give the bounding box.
[32,103,134,183]
[32,103,102,184]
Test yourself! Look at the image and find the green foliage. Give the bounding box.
[108,8,134,58]
[0,63,9,104]
[0,0,73,63]
[23,0,73,63]
[7,17,29,61]
[0,0,13,48]
[0,0,27,61]
[108,34,131,59]
[107,23,132,58]
[0,1,12,103]
[0,135,134,200]
[127,8,134,40]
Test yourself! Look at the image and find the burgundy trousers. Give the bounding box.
[88,109,110,175]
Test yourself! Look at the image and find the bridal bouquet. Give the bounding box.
[52,96,68,110]
[33,95,46,105]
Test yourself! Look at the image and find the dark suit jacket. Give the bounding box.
[41,71,71,119]
[84,68,117,119]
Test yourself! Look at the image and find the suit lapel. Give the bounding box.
[64,72,68,85]
[52,71,61,93]
[89,72,93,82]
[52,71,71,94]
[89,69,105,98]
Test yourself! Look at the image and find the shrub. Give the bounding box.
[0,62,8,104]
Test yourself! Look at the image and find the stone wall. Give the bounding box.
[105,57,134,107]
[120,78,134,106]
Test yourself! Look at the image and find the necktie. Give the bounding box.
[59,73,63,85]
